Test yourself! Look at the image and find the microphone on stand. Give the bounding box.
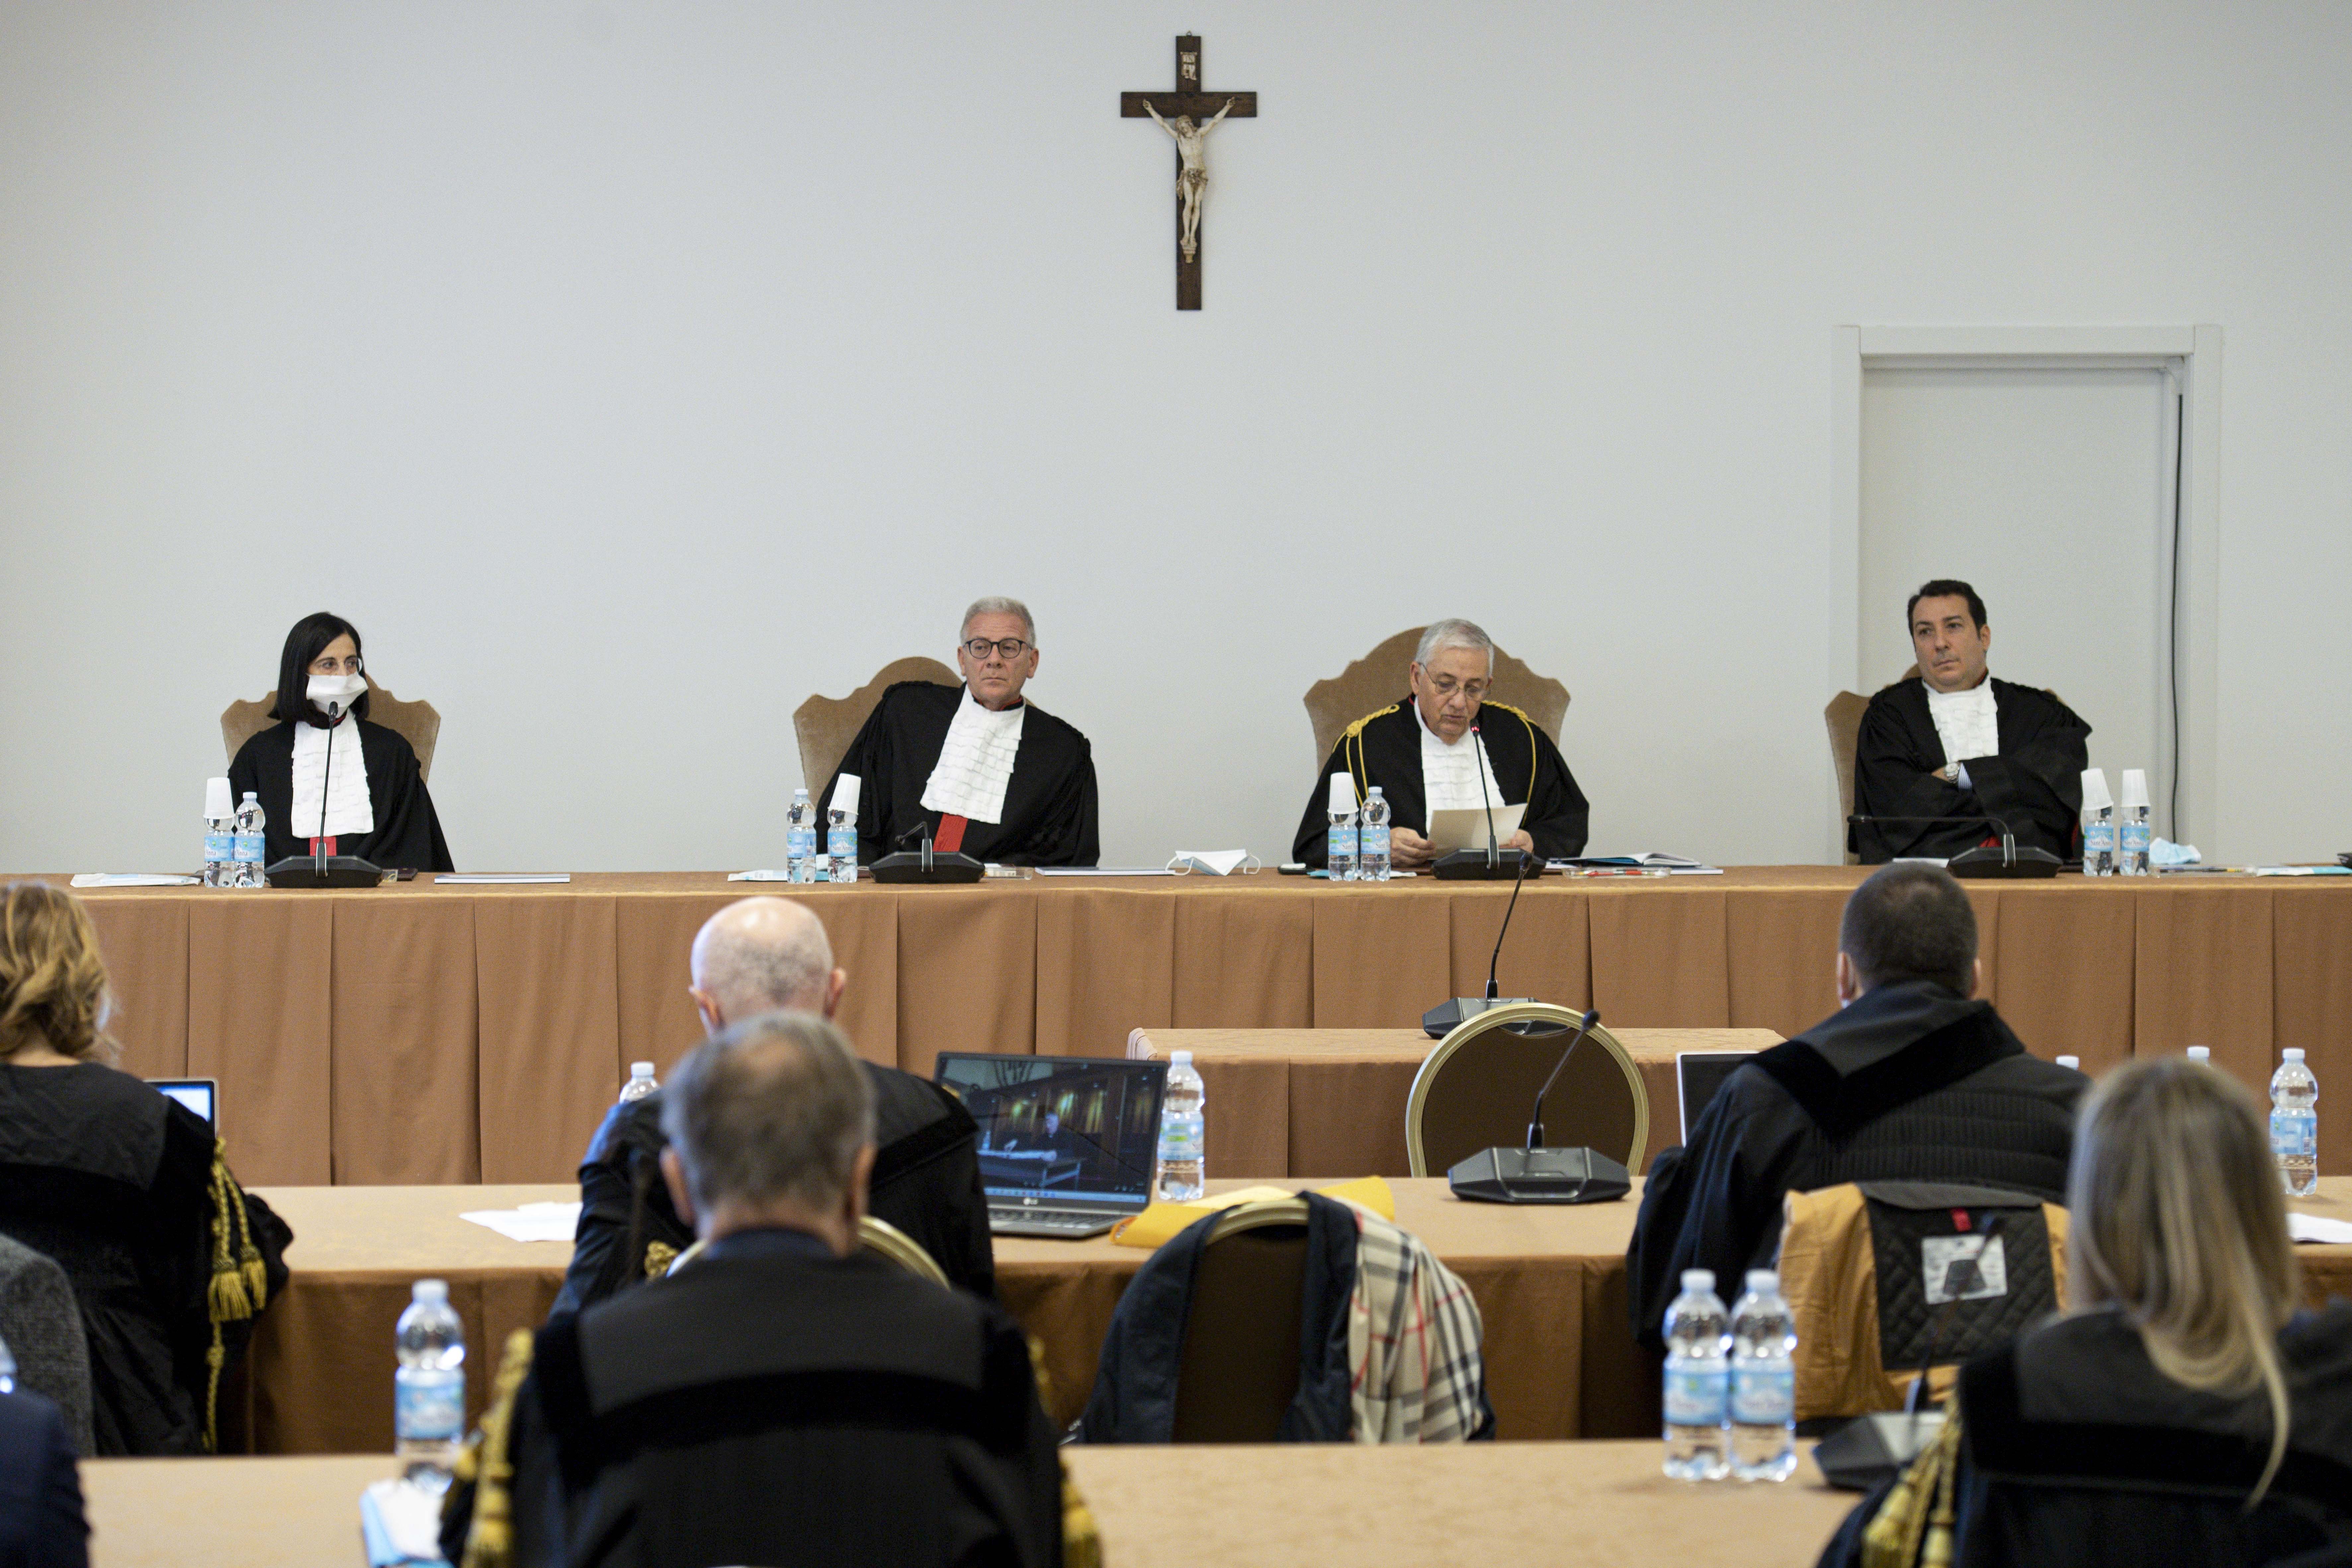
[313,695,344,879]
[1475,724,1500,867]
[1846,814,2061,878]
[872,816,984,883]
[1422,845,1536,1036]
[1446,1006,1629,1205]
[264,686,385,889]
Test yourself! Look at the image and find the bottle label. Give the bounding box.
[395,1367,464,1443]
[233,833,265,864]
[2272,1111,2317,1160]
[1157,1110,1204,1162]
[829,826,856,857]
[1662,1361,1726,1426]
[1731,1364,1794,1425]
[787,828,815,860]
[1327,825,1356,862]
[1361,825,1391,859]
[205,832,233,863]
[2083,822,2115,854]
[2121,821,2152,853]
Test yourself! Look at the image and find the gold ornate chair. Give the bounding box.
[1303,627,1569,767]
[219,679,442,782]
[1404,1002,1648,1177]
[663,1217,947,1285]
[792,656,961,795]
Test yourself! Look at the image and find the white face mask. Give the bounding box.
[306,672,367,717]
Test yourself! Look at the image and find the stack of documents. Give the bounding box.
[459,1201,582,1242]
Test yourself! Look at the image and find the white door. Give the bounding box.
[1859,362,2182,834]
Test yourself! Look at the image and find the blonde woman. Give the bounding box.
[1823,1056,2352,1566]
[0,882,290,1454]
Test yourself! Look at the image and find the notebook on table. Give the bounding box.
[934,1053,1169,1238]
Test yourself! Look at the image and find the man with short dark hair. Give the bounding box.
[1625,863,2085,1349]
[552,896,993,1313]
[450,1015,1064,1568]
[1851,579,2091,863]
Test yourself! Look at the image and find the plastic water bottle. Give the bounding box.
[1155,1050,1206,1202]
[2118,768,2152,876]
[1359,787,1392,882]
[232,791,268,888]
[1325,774,1358,882]
[202,778,235,888]
[2081,806,2115,877]
[394,1279,465,1490]
[2272,1048,2319,1198]
[1729,1269,1798,1481]
[1662,1268,1730,1481]
[785,788,816,882]
[827,807,858,884]
[619,1061,658,1103]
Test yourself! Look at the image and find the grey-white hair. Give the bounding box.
[961,596,1036,644]
[661,1012,875,1218]
[691,897,834,1020]
[1415,619,1494,673]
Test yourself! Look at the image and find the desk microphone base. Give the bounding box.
[1945,846,2063,879]
[1422,996,1537,1038]
[264,856,384,889]
[871,850,986,884]
[1447,1146,1629,1205]
[1431,850,1535,881]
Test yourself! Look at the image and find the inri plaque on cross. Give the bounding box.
[1121,35,1257,310]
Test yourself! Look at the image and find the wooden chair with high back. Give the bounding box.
[1302,627,1571,768]
[792,657,962,796]
[1168,1196,1315,1442]
[1404,1002,1650,1178]
[219,680,443,783]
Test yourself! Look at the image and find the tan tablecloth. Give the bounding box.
[1127,1026,1785,1176]
[78,1445,1856,1568]
[45,868,2352,1185]
[242,1177,2352,1455]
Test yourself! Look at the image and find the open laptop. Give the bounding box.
[1675,1052,1756,1143]
[148,1077,218,1126]
[934,1052,1169,1238]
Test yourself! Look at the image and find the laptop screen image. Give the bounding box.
[1675,1052,1756,1144]
[149,1078,218,1126]
[934,1053,1168,1208]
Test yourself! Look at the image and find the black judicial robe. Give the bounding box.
[478,1230,1064,1568]
[1624,980,2082,1353]
[0,1064,291,1455]
[1850,678,2090,864]
[549,1063,996,1316]
[227,718,454,873]
[1291,698,1590,867]
[818,683,1099,867]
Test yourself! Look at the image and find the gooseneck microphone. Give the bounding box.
[313,695,345,878]
[1432,722,1530,883]
[1484,848,1532,1002]
[1526,1007,1600,1149]
[1471,722,1501,867]
[266,691,385,888]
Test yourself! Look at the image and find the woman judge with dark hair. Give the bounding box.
[227,612,452,872]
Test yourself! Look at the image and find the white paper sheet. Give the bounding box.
[435,874,572,884]
[69,873,200,887]
[1169,849,1252,876]
[728,870,794,881]
[459,1201,583,1242]
[1034,867,1176,877]
[2289,1211,2352,1244]
[1424,803,1526,856]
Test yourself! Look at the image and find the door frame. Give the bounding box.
[1829,324,2223,859]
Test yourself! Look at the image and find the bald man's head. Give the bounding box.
[687,897,846,1033]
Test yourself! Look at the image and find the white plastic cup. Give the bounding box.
[2080,769,2113,813]
[1327,773,1355,814]
[204,777,234,819]
[2119,769,2151,811]
[832,773,862,818]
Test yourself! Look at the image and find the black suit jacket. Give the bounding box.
[0,1391,87,1568]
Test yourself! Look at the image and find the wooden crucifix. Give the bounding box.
[1121,35,1257,310]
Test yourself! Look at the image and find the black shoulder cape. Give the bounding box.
[817,683,1099,867]
[1291,698,1589,866]
[1851,677,2090,862]
[227,718,454,873]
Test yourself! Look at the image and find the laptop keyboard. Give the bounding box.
[988,1207,1118,1235]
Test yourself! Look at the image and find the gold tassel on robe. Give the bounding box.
[1861,1410,1963,1568]
[1024,1335,1102,1568]
[201,1144,270,1453]
[451,1328,537,1568]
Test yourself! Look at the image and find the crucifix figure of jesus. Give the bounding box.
[1140,95,1236,265]
[1121,35,1258,310]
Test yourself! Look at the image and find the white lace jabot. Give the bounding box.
[290,719,374,840]
[1416,705,1498,827]
[919,688,1026,823]
[1922,679,2000,769]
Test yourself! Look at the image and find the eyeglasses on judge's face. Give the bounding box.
[962,637,1030,662]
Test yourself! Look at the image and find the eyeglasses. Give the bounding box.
[1425,677,1490,702]
[963,638,1031,660]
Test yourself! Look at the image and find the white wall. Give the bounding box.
[4,2,2348,872]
